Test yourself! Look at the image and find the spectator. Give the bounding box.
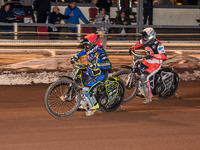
[0,3,15,39]
[161,0,172,5]
[118,0,133,17]
[115,11,131,34]
[0,0,4,6]
[143,0,153,25]
[33,0,51,23]
[95,7,110,34]
[20,0,35,23]
[48,6,73,39]
[96,0,112,15]
[64,1,90,39]
[189,0,198,5]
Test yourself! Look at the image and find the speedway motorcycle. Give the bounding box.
[45,60,125,118]
[113,51,179,103]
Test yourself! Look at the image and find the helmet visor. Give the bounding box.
[80,38,89,45]
[139,31,149,43]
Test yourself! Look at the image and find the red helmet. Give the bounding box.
[80,33,101,55]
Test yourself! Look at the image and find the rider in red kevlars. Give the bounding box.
[129,28,167,104]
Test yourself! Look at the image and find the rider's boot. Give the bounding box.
[85,103,99,117]
[142,85,153,104]
[137,83,145,98]
[78,100,88,111]
[141,76,153,104]
[143,98,152,104]
[84,93,99,117]
[136,92,145,98]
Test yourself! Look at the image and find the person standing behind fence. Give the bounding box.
[143,0,153,25]
[33,0,51,23]
[96,0,112,16]
[95,8,110,34]
[20,0,35,23]
[118,0,133,17]
[0,3,15,39]
[115,11,131,40]
[64,1,90,40]
[48,6,73,40]
[0,0,4,6]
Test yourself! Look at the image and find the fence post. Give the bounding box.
[136,0,143,34]
[14,23,18,40]
[98,31,107,51]
[77,24,81,41]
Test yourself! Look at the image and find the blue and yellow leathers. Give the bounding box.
[76,47,111,108]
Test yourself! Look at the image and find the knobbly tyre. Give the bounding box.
[44,60,125,118]
[113,51,179,103]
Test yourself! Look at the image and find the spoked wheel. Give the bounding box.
[113,70,138,103]
[45,79,81,118]
[158,71,179,100]
[100,79,125,112]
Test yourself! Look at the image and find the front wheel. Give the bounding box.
[113,69,138,103]
[45,79,81,118]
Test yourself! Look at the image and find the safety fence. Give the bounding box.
[0,23,200,41]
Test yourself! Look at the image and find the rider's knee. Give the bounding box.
[141,74,147,83]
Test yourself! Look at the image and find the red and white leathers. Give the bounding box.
[130,38,167,100]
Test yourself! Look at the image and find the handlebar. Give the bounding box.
[71,58,77,64]
[71,60,88,69]
[130,50,146,61]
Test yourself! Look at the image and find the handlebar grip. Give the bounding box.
[71,56,78,64]
[129,48,134,55]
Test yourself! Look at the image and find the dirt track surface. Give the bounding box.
[0,81,200,150]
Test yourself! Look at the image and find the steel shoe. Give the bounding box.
[143,98,152,104]
[85,104,99,117]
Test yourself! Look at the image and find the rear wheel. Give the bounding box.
[113,70,138,103]
[158,71,179,100]
[45,79,81,118]
[99,79,125,112]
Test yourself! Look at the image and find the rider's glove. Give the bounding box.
[146,55,153,59]
[89,64,95,70]
[129,48,134,55]
[71,55,78,63]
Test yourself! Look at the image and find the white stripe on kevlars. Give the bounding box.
[102,56,107,60]
[86,45,98,55]
[146,58,163,64]
[98,62,111,67]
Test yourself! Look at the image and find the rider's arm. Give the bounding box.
[72,50,86,61]
[147,44,167,60]
[130,41,143,51]
[76,50,86,58]
[96,51,112,69]
[129,41,143,54]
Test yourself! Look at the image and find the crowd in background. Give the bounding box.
[0,0,138,38]
[0,0,199,39]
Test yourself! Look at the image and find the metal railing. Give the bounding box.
[0,22,200,41]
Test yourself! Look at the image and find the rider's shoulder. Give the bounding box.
[154,39,162,45]
[97,48,105,54]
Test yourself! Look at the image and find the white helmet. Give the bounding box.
[140,28,156,46]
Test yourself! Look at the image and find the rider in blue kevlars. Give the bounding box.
[71,33,112,117]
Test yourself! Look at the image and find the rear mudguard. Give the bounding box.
[60,75,73,81]
[107,76,119,82]
[121,65,133,71]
